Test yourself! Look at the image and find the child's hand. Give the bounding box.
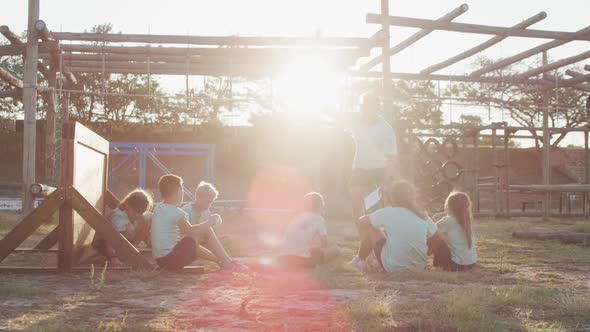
[209,214,223,226]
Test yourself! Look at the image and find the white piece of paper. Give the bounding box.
[364,188,381,211]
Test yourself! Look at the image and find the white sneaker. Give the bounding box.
[349,256,367,272]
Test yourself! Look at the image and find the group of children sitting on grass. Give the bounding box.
[99,174,477,273]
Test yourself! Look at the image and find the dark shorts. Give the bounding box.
[373,238,386,270]
[432,241,475,272]
[156,237,197,271]
[350,168,385,187]
[277,247,324,269]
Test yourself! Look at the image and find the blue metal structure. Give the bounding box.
[109,142,215,201]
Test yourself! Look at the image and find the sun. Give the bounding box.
[275,60,342,122]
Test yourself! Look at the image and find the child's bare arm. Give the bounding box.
[131,221,150,246]
[431,212,446,223]
[177,218,212,237]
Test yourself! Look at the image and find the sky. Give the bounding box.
[3,0,589,145]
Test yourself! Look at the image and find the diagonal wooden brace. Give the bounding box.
[0,188,64,263]
[66,186,153,270]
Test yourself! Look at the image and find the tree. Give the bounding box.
[66,24,170,125]
[447,57,589,148]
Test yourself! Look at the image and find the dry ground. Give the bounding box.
[0,211,589,331]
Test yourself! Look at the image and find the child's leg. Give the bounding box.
[357,222,385,260]
[188,226,232,266]
[195,245,218,262]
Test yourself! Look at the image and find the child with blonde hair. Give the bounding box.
[182,181,222,227]
[278,192,340,268]
[431,192,477,271]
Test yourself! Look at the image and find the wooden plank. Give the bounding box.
[67,187,153,270]
[0,188,64,263]
[58,122,74,271]
[471,25,590,77]
[421,12,546,74]
[510,184,590,192]
[34,225,59,250]
[360,4,469,71]
[50,32,369,47]
[0,67,23,88]
[21,0,41,215]
[366,13,590,41]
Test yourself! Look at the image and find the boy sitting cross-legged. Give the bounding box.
[151,174,246,272]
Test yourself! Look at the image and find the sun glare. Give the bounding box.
[275,61,342,121]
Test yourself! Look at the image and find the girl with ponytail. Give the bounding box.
[431,192,477,271]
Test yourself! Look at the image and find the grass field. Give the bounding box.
[0,211,588,331]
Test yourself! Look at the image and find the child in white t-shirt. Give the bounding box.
[182,181,222,227]
[278,192,340,268]
[351,181,445,272]
[431,192,477,271]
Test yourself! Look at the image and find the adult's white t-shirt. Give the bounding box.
[352,117,397,170]
[282,212,328,258]
[369,207,437,272]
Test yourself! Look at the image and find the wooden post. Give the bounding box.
[380,0,393,118]
[504,130,511,217]
[492,126,498,215]
[45,64,57,184]
[585,129,589,219]
[542,51,551,220]
[21,0,40,215]
[474,130,480,213]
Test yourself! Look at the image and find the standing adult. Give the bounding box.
[350,93,398,224]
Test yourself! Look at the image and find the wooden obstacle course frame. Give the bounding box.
[0,122,153,273]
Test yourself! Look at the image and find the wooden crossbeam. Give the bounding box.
[518,49,590,78]
[0,188,64,263]
[0,89,21,98]
[0,41,59,56]
[51,32,370,47]
[67,66,273,77]
[0,67,23,88]
[67,186,153,270]
[421,12,547,74]
[61,44,363,58]
[471,25,590,77]
[350,70,551,85]
[366,13,590,41]
[359,4,469,72]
